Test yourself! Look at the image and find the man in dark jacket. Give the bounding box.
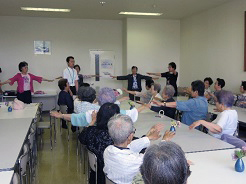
[111,66,152,101]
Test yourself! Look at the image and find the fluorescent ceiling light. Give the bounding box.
[21,7,71,12]
[119,12,162,16]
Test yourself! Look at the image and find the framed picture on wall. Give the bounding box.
[34,41,51,55]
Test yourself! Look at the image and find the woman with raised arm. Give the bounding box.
[0,61,54,104]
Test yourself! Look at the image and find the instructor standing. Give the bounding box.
[147,62,178,96]
[111,66,152,101]
[63,56,78,95]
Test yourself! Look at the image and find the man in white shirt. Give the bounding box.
[63,56,79,95]
[103,114,175,184]
[189,90,238,139]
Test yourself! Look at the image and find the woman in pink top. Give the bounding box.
[0,61,54,104]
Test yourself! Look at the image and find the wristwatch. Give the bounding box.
[163,102,166,106]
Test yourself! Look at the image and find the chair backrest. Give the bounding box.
[87,149,97,172]
[11,172,20,184]
[28,131,35,150]
[221,134,246,149]
[105,175,116,184]
[19,144,29,175]
[60,105,68,114]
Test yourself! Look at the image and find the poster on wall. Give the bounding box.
[90,50,115,81]
[34,41,51,55]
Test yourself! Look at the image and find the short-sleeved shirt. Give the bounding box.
[161,72,178,96]
[63,67,78,86]
[176,96,208,126]
[208,110,238,139]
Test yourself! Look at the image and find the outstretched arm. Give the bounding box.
[42,78,54,82]
[146,72,161,77]
[0,80,11,86]
[55,76,63,80]
[152,100,177,108]
[112,74,129,80]
[189,120,222,133]
[50,111,71,121]
[122,88,137,95]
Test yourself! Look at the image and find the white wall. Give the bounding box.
[0,16,123,92]
[180,0,246,93]
[125,18,180,90]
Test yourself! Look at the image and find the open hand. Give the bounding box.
[162,130,175,141]
[146,123,164,140]
[50,111,62,119]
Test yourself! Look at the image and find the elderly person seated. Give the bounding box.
[133,141,191,184]
[190,90,238,139]
[50,93,145,127]
[79,103,119,184]
[144,85,176,119]
[97,87,129,106]
[103,114,175,184]
[153,80,208,128]
[123,80,154,104]
[74,86,100,113]
[235,81,246,108]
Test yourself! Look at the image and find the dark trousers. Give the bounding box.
[70,86,77,95]
[17,90,32,104]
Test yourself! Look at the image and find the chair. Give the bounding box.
[11,173,20,184]
[221,134,246,148]
[87,149,97,184]
[18,144,29,184]
[80,144,88,175]
[59,105,70,141]
[27,131,36,183]
[37,108,56,150]
[105,175,116,184]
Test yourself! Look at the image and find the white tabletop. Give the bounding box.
[134,113,235,153]
[186,149,246,184]
[0,103,39,119]
[0,171,14,184]
[0,118,33,170]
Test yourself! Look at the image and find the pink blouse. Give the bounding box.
[9,73,42,93]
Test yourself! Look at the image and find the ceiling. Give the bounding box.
[0,0,232,20]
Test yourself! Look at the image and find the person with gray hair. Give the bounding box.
[97,87,129,106]
[74,86,100,113]
[190,90,238,139]
[134,141,190,184]
[103,114,175,184]
[144,85,176,119]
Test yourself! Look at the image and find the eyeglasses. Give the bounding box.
[127,127,136,138]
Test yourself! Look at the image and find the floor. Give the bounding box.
[35,112,87,184]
